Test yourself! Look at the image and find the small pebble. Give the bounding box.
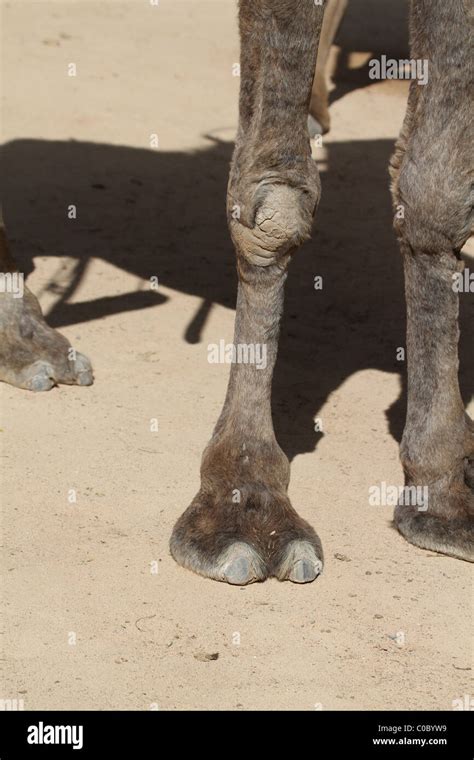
[194,651,219,662]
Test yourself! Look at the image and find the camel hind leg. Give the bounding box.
[309,0,348,135]
[0,211,93,391]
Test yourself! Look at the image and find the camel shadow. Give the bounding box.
[3,134,472,463]
[327,0,410,109]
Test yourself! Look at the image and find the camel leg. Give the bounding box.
[390,0,473,560]
[0,211,93,390]
[171,0,325,584]
[309,0,348,135]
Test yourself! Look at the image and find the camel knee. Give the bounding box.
[228,172,320,268]
[392,154,473,254]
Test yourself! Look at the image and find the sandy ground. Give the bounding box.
[1,0,473,711]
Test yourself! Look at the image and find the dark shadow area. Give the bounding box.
[337,0,410,55]
[3,134,472,463]
[329,0,410,109]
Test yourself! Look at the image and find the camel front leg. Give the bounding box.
[390,0,473,560]
[170,0,325,584]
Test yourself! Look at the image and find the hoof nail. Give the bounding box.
[276,540,323,584]
[77,371,94,386]
[74,353,93,385]
[288,558,321,584]
[223,557,254,585]
[218,542,264,585]
[30,376,55,392]
[26,362,56,392]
